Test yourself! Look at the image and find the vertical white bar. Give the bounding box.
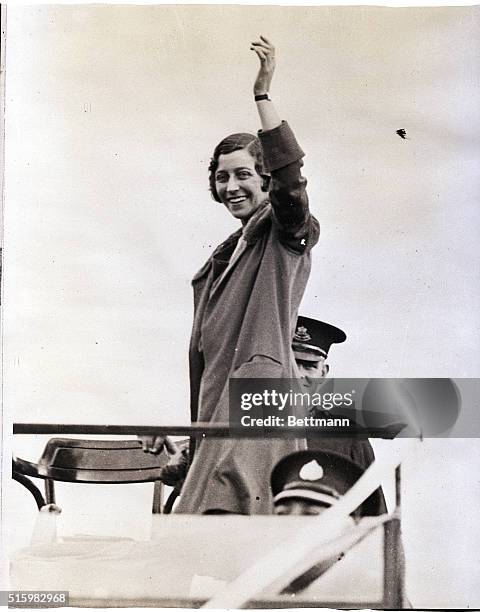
[0,5,9,591]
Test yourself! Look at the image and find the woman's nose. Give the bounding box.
[226,175,239,192]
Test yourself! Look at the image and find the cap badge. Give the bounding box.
[293,326,311,343]
[299,460,324,481]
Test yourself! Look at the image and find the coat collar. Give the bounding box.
[192,201,272,283]
[213,200,272,252]
[242,201,272,245]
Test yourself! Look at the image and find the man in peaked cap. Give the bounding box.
[271,449,384,518]
[292,316,346,381]
[292,317,387,515]
[271,450,396,602]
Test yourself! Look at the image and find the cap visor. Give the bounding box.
[293,350,325,362]
[273,489,337,507]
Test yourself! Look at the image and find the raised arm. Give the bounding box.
[251,37,318,253]
[251,36,281,131]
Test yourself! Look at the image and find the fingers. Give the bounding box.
[138,435,165,454]
[139,436,151,452]
[252,36,274,50]
[251,36,275,68]
[251,46,267,62]
[164,436,179,455]
[251,42,269,52]
[251,36,275,54]
[151,436,166,454]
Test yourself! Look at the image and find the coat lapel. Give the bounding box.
[208,203,272,299]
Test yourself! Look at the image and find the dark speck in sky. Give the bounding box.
[396,129,409,140]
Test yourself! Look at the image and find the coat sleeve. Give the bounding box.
[258,121,320,253]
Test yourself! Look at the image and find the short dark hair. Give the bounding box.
[208,133,269,202]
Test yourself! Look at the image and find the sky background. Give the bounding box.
[3,4,480,608]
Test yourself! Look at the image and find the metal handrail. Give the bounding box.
[13,422,396,438]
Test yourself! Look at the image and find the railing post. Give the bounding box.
[383,465,405,608]
[152,481,164,514]
[45,478,56,504]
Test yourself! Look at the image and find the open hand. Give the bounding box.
[251,35,276,96]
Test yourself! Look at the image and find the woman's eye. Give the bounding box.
[237,172,251,179]
[216,174,228,182]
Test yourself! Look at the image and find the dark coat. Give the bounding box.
[175,122,320,514]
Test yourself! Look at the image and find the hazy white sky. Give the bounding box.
[3,6,480,607]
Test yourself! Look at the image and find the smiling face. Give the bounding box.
[214,148,268,221]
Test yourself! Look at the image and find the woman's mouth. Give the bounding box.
[228,196,248,206]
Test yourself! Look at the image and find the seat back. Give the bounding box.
[37,438,168,484]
